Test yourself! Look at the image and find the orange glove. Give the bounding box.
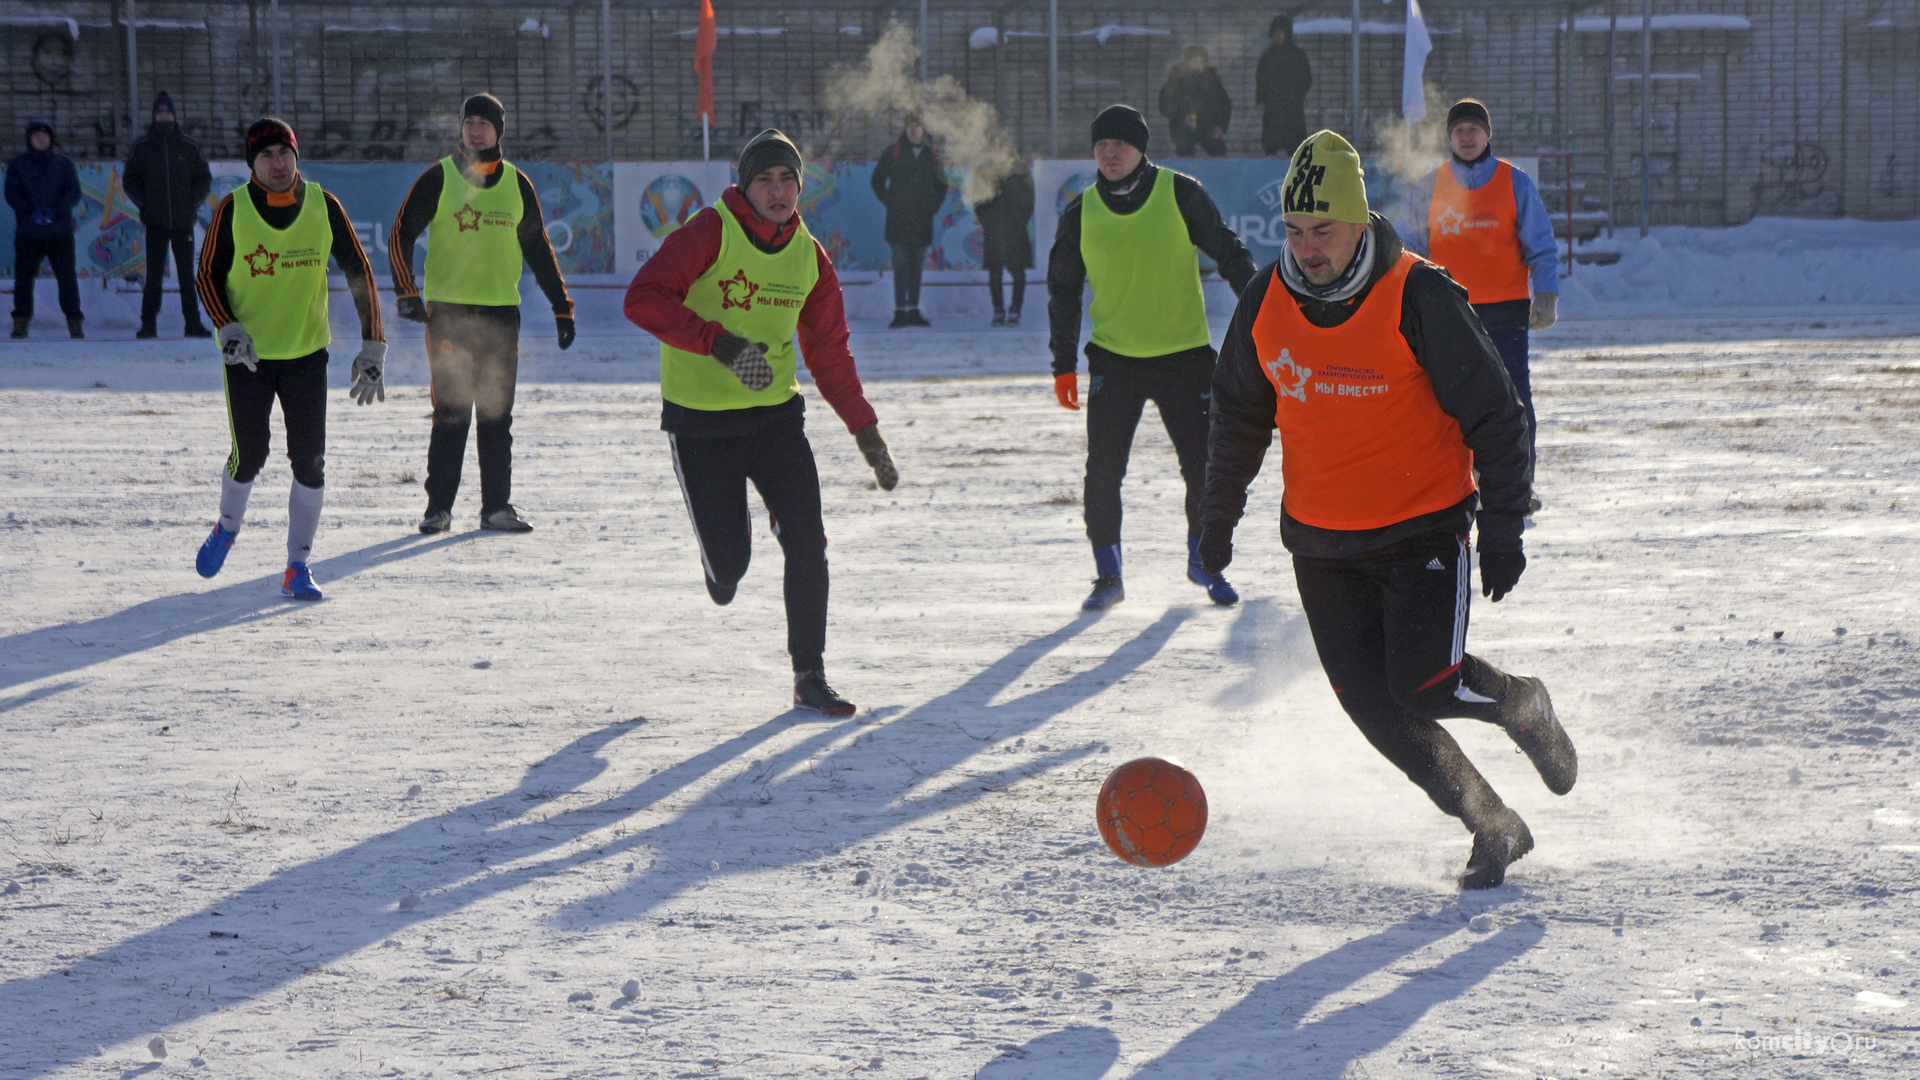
[1054,372,1080,411]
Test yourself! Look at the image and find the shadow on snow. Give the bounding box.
[2,607,1188,1075]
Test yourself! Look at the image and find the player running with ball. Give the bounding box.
[192,119,386,601]
[625,130,898,717]
[1199,131,1577,889]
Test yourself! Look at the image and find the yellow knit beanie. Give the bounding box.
[1280,130,1369,224]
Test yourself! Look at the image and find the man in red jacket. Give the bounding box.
[625,129,898,717]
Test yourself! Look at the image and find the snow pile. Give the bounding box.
[1560,218,1920,313]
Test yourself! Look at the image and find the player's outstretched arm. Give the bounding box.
[794,240,893,490]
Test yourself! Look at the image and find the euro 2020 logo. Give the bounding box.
[640,175,706,239]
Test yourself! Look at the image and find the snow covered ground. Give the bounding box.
[2,293,1918,1078]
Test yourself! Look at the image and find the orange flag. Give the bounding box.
[694,0,716,124]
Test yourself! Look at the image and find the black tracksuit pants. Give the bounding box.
[1083,354,1213,549]
[424,302,520,515]
[223,348,328,488]
[141,225,202,327]
[1292,529,1516,832]
[668,410,829,673]
[11,235,82,321]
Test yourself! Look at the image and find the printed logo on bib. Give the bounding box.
[243,244,279,277]
[1435,204,1501,237]
[454,204,483,232]
[1313,363,1390,399]
[718,269,760,312]
[1264,348,1313,402]
[718,268,809,313]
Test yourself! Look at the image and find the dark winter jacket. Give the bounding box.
[1158,65,1233,141]
[1046,160,1257,374]
[5,123,81,240]
[973,168,1034,271]
[870,135,949,248]
[123,121,213,231]
[1254,40,1313,155]
[1201,214,1533,558]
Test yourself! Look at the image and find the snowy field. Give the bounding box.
[3,253,1920,1076]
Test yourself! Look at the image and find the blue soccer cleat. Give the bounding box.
[281,562,323,601]
[1187,564,1240,606]
[196,524,237,579]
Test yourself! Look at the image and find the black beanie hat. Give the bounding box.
[737,129,804,184]
[245,118,297,165]
[1269,14,1293,37]
[153,91,175,118]
[1446,99,1492,136]
[462,93,506,137]
[1090,104,1149,154]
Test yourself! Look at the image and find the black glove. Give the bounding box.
[1198,523,1234,575]
[1480,550,1526,602]
[556,316,575,351]
[396,295,428,323]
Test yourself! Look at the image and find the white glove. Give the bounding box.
[218,323,258,373]
[349,340,388,405]
[1528,292,1558,332]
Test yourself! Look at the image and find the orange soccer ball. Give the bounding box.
[1096,757,1208,867]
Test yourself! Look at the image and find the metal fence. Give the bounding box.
[4,0,1917,226]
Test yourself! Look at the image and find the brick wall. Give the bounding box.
[3,0,1914,225]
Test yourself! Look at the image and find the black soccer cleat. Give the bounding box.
[1499,675,1577,795]
[703,574,737,606]
[480,505,534,532]
[419,508,452,534]
[1081,575,1125,611]
[1459,808,1534,890]
[793,671,856,718]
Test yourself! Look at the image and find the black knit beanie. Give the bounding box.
[1446,99,1492,136]
[1090,105,1150,154]
[462,93,506,138]
[245,118,297,165]
[738,129,804,184]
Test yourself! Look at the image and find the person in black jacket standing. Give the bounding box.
[1158,47,1233,157]
[124,92,214,339]
[1048,105,1255,610]
[1255,15,1313,157]
[1199,131,1576,890]
[6,120,84,339]
[869,117,948,328]
[972,150,1033,327]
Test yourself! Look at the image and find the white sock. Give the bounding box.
[287,480,324,565]
[218,474,253,532]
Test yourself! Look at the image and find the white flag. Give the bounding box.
[1403,0,1433,122]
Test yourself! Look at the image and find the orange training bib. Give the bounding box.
[1251,252,1477,531]
[1427,160,1531,304]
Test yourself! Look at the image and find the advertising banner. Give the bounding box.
[4,155,1458,281]
[612,161,731,277]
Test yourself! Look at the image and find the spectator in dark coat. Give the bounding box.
[972,154,1033,326]
[123,91,213,338]
[6,120,84,338]
[1158,46,1232,157]
[1255,15,1313,156]
[870,118,949,327]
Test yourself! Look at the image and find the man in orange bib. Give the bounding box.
[1201,130,1577,890]
[1395,99,1559,512]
